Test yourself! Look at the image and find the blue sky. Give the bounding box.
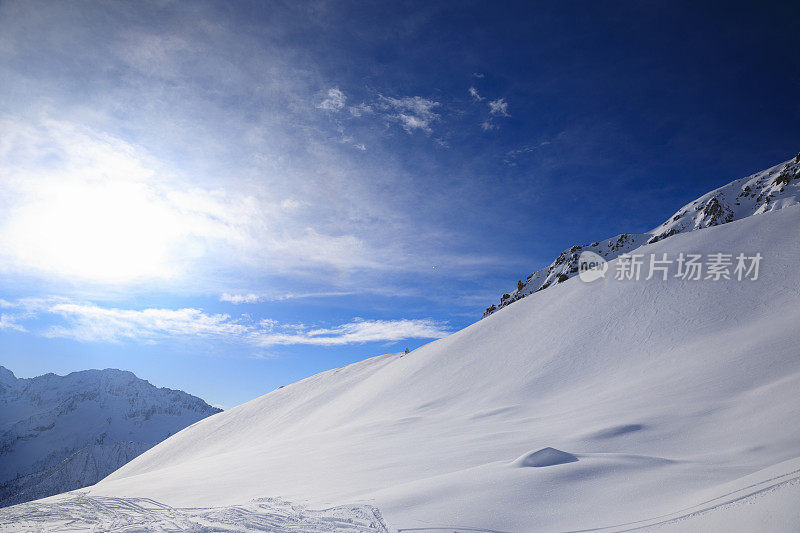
[0,1,798,407]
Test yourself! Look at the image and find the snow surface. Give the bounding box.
[483,154,800,317]
[0,367,221,507]
[5,202,792,531]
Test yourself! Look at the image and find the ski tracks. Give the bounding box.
[0,493,389,532]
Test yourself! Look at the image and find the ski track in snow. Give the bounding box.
[562,464,800,532]
[0,493,389,532]
[388,464,800,532]
[0,470,797,533]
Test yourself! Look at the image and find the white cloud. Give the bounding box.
[280,198,305,211]
[220,290,356,304]
[479,98,510,131]
[0,5,510,305]
[0,117,398,288]
[250,317,450,347]
[221,293,263,304]
[273,291,356,301]
[348,103,373,117]
[336,127,367,151]
[0,313,26,332]
[2,297,449,347]
[45,303,248,343]
[468,87,484,102]
[488,98,510,117]
[504,141,552,165]
[317,87,346,112]
[377,95,440,134]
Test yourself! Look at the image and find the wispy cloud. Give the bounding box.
[323,92,441,134]
[317,88,441,134]
[280,198,305,211]
[317,87,347,112]
[46,303,249,343]
[0,116,405,288]
[468,87,484,102]
[376,95,441,134]
[220,293,263,304]
[348,102,373,117]
[466,85,511,131]
[220,291,355,304]
[488,98,510,117]
[504,140,552,165]
[322,85,505,139]
[0,4,518,314]
[0,313,26,332]
[251,317,450,347]
[478,98,511,131]
[506,141,551,157]
[2,297,450,347]
[336,125,368,150]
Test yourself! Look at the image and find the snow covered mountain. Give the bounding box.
[0,366,221,508]
[483,153,800,318]
[3,154,800,531]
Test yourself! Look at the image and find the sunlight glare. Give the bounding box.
[7,179,184,283]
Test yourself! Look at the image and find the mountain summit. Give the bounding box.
[483,152,800,317]
[0,366,221,507]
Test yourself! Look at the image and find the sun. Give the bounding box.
[5,179,183,284]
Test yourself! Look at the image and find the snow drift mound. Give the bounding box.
[512,447,578,467]
[71,203,800,532]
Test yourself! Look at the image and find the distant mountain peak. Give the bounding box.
[0,365,221,507]
[0,366,16,389]
[483,153,800,318]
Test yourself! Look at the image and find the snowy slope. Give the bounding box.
[483,153,800,317]
[0,367,221,507]
[13,202,796,531]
